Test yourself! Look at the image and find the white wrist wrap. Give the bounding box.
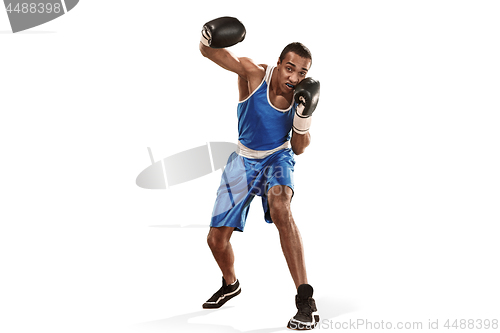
[293,103,312,134]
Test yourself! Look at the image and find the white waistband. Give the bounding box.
[237,141,289,159]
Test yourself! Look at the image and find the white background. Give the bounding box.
[1,1,499,332]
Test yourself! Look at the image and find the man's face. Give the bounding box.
[276,52,311,93]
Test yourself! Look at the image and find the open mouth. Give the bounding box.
[285,83,295,89]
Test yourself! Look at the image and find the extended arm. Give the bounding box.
[199,44,248,78]
[199,17,264,97]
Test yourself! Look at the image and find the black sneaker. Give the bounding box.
[202,277,241,309]
[287,284,320,330]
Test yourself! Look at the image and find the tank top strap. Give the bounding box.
[264,66,274,85]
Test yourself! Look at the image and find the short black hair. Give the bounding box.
[279,42,312,63]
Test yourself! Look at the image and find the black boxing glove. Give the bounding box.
[293,78,320,134]
[200,16,246,49]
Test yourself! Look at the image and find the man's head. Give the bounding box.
[276,42,312,92]
[279,42,312,64]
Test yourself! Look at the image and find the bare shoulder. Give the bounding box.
[239,57,266,82]
[237,60,268,101]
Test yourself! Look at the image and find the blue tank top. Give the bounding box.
[237,66,296,151]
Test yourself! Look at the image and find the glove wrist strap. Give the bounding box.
[293,104,312,134]
[200,27,211,47]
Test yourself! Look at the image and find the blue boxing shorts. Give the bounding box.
[210,148,295,232]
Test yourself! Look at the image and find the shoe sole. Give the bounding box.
[287,313,320,330]
[202,286,241,309]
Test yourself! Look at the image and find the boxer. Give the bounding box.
[199,16,320,330]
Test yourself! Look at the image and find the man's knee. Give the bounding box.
[207,233,225,252]
[268,186,293,228]
[207,227,232,252]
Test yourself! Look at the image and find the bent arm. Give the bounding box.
[291,131,311,155]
